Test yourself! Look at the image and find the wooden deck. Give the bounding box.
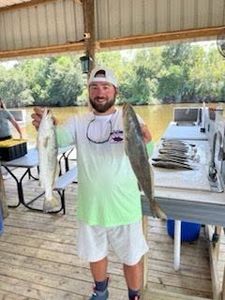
[0,167,215,300]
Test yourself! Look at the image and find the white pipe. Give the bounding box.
[174,220,181,271]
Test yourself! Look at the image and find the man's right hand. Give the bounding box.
[31,107,57,130]
[31,107,45,130]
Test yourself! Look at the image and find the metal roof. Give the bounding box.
[0,0,225,59]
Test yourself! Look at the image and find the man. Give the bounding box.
[0,98,23,141]
[0,98,23,179]
[32,66,152,300]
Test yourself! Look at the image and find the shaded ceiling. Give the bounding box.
[0,0,225,60]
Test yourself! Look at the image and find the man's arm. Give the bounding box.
[9,118,22,139]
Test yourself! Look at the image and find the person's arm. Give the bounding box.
[140,124,152,144]
[9,118,22,139]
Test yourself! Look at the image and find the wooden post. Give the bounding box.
[142,216,148,294]
[0,164,9,219]
[222,265,225,300]
[82,0,95,75]
[205,225,222,300]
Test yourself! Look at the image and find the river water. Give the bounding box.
[14,103,224,146]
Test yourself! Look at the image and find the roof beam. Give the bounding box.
[99,26,225,49]
[0,25,224,60]
[0,0,81,12]
[0,41,85,59]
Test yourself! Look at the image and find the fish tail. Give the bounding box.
[150,202,167,220]
[43,195,60,213]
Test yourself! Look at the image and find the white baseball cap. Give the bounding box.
[88,66,118,88]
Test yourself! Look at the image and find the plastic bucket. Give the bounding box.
[167,219,201,242]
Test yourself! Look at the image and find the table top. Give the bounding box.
[163,122,208,140]
[1,145,74,168]
[146,123,225,226]
[152,140,210,192]
[2,148,38,168]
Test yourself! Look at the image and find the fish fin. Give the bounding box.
[124,147,129,156]
[55,162,60,182]
[43,194,60,213]
[38,172,44,187]
[39,178,42,187]
[50,161,60,186]
[43,136,49,148]
[150,201,167,220]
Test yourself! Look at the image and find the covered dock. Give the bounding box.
[0,167,214,299]
[1,1,225,299]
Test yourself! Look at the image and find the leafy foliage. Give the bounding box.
[0,42,225,107]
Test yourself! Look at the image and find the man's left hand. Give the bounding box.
[140,124,152,143]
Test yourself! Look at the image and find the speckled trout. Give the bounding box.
[37,109,59,212]
[122,103,167,219]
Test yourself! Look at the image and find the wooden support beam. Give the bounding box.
[222,265,225,300]
[0,167,9,219]
[82,0,95,72]
[205,225,222,300]
[99,26,225,49]
[142,216,148,293]
[0,42,85,59]
[0,0,56,12]
[0,25,224,60]
[0,0,81,12]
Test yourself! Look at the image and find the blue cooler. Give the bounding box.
[167,219,201,242]
[0,206,4,235]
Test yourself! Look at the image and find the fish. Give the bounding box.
[157,154,190,163]
[122,102,167,220]
[164,139,196,148]
[159,149,191,159]
[162,140,189,147]
[37,108,59,212]
[162,141,197,154]
[161,146,188,153]
[152,161,193,170]
[152,157,191,166]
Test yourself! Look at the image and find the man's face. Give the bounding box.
[89,82,117,113]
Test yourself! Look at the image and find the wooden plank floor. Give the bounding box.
[0,167,213,300]
[214,229,225,298]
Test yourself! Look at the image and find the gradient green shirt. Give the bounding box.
[57,109,152,227]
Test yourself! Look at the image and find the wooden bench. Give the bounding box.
[53,166,78,214]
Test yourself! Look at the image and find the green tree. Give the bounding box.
[18,56,83,106]
[46,56,83,106]
[0,66,34,107]
[158,44,195,102]
[118,48,162,104]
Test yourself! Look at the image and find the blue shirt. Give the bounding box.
[0,110,13,138]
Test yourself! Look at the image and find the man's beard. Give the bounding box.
[89,97,116,113]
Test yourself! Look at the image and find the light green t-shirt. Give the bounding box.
[56,109,149,227]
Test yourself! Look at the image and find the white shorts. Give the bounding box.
[77,220,149,266]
